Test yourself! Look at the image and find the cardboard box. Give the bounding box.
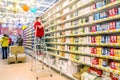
[16,54,26,62]
[10,46,24,54]
[8,54,16,64]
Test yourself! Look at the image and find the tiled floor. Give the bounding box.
[0,54,70,80]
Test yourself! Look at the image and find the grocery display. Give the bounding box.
[23,0,120,80]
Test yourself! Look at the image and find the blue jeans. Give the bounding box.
[2,47,8,59]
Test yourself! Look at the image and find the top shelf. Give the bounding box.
[44,0,104,25]
[45,1,120,29]
[43,0,79,21]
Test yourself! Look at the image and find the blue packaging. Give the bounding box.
[106,36,110,43]
[101,36,106,43]
[96,25,101,31]
[101,0,106,7]
[102,59,108,67]
[116,21,120,29]
[96,0,106,9]
[96,2,101,9]
[100,12,108,19]
[118,7,120,14]
[94,13,100,20]
[102,48,106,55]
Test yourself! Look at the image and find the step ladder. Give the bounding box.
[31,28,52,80]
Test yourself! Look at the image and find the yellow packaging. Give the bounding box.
[115,49,120,57]
[99,58,102,66]
[70,38,74,43]
[115,62,120,71]
[97,47,102,55]
[114,49,118,57]
[117,36,120,43]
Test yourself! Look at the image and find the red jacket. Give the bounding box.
[9,38,12,44]
[34,21,44,37]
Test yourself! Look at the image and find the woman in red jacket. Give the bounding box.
[34,17,44,43]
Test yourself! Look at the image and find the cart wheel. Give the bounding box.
[36,77,38,80]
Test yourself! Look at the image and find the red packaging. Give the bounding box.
[112,21,116,30]
[91,26,96,32]
[91,47,97,54]
[110,48,115,56]
[111,77,118,80]
[92,58,99,65]
[111,73,119,80]
[109,22,116,30]
[91,36,96,43]
[109,22,113,30]
[110,36,114,43]
[88,67,103,76]
[110,62,117,70]
[109,8,118,17]
[93,4,96,10]
[113,36,117,43]
[110,0,117,3]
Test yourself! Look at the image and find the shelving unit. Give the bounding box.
[24,0,120,80]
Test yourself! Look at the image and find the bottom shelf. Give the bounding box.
[25,51,76,80]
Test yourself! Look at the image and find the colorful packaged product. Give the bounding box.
[110,0,117,3]
[110,48,115,56]
[92,58,99,65]
[118,7,120,14]
[91,26,97,32]
[110,61,117,70]
[108,8,118,17]
[88,67,103,76]
[116,21,120,29]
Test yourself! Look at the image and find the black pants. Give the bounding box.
[2,47,8,59]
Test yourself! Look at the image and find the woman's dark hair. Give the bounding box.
[3,34,7,37]
[36,17,41,20]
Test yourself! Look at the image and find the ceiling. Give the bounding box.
[0,0,59,28]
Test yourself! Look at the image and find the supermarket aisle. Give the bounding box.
[0,55,70,80]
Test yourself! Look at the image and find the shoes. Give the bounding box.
[2,57,7,59]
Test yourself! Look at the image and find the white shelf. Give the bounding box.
[47,47,120,61]
[45,29,120,39]
[43,0,79,22]
[46,14,120,34]
[45,1,120,29]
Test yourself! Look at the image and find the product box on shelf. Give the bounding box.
[116,21,120,29]
[88,67,103,76]
[84,56,91,65]
[118,7,120,14]
[108,8,118,17]
[81,72,98,80]
[10,46,24,54]
[99,58,108,67]
[110,48,115,56]
[67,61,80,75]
[97,47,102,55]
[92,58,99,65]
[79,56,85,62]
[100,11,108,19]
